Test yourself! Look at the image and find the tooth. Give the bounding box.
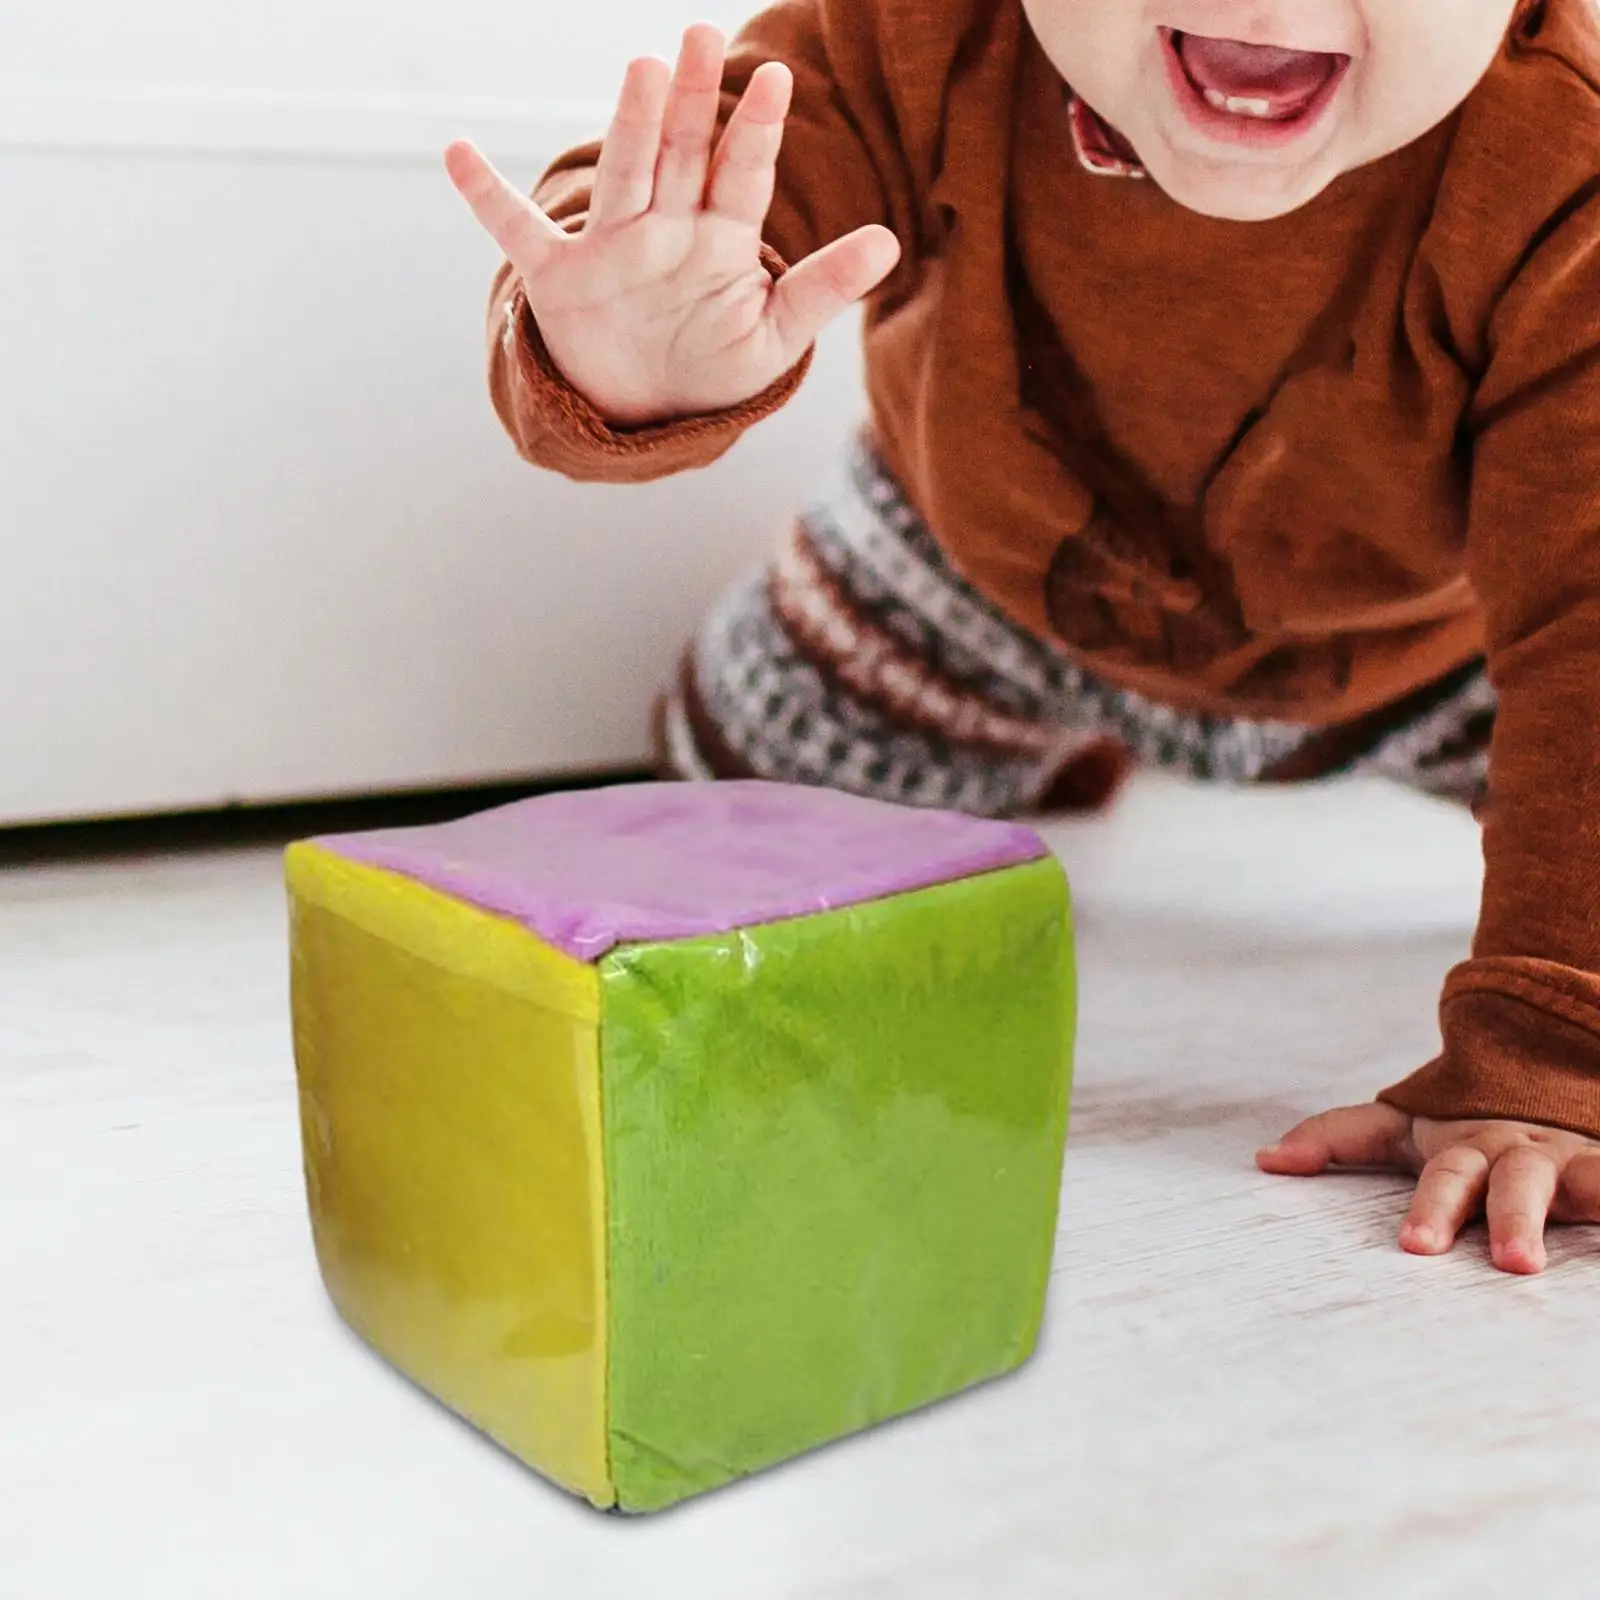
[1202,87,1274,118]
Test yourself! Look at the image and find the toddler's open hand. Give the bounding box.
[1257,1103,1600,1274]
[445,25,900,427]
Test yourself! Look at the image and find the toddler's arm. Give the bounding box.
[1377,182,1600,1140]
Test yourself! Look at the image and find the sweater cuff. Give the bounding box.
[494,243,814,484]
[1377,957,1600,1138]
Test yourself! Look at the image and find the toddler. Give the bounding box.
[446,0,1600,1274]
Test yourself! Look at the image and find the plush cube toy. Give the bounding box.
[287,781,1074,1513]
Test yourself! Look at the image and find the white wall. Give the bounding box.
[0,0,868,823]
[0,0,759,103]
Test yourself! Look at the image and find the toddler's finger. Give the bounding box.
[1485,1145,1558,1274]
[1398,1144,1490,1255]
[653,25,726,216]
[768,225,902,362]
[1255,1102,1410,1176]
[590,56,673,227]
[704,61,793,226]
[445,142,564,269]
[1553,1148,1600,1221]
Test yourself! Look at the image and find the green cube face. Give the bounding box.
[289,783,1075,1513]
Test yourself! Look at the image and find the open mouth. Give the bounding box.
[1158,27,1349,147]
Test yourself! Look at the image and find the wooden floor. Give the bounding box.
[4,775,1597,1598]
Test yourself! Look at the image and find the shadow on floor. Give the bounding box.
[0,769,652,869]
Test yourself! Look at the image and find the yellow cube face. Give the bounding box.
[287,845,614,1508]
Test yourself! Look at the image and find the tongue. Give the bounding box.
[1176,34,1335,117]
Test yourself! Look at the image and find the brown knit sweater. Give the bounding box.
[487,0,1600,1138]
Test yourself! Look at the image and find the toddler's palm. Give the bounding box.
[518,209,797,424]
[446,25,899,426]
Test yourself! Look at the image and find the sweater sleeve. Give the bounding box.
[1378,184,1600,1138]
[487,0,921,483]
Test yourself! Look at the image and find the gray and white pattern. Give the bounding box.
[663,431,1494,815]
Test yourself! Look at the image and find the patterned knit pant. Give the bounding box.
[657,432,1495,819]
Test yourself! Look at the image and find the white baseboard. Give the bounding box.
[0,79,606,163]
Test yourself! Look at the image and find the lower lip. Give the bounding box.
[1157,28,1348,151]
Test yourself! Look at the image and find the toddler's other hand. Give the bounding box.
[445,25,900,427]
[1257,1103,1600,1275]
